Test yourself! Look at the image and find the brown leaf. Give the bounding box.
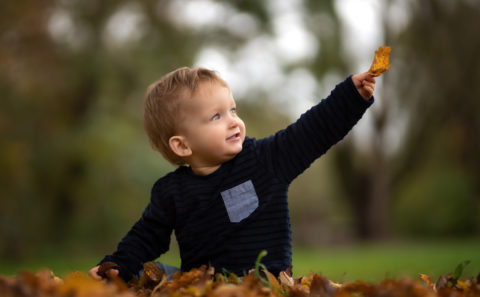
[338,280,376,297]
[309,274,338,297]
[301,274,312,289]
[368,46,391,77]
[165,265,214,293]
[151,273,168,296]
[420,273,434,288]
[279,271,295,287]
[213,284,248,297]
[57,271,131,297]
[288,284,309,297]
[435,273,452,291]
[309,274,323,297]
[98,261,120,279]
[263,269,281,292]
[143,262,165,283]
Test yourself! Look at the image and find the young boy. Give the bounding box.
[89,67,376,281]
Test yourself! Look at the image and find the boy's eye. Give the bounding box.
[211,114,220,121]
[230,108,236,114]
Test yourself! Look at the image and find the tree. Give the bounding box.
[389,0,480,236]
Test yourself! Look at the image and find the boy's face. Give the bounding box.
[178,81,246,169]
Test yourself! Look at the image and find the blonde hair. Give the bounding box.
[143,67,228,165]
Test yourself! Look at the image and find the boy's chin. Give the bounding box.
[232,142,244,154]
[224,147,243,160]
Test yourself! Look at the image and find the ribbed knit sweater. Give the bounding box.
[100,76,373,281]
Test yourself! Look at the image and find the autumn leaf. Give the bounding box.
[98,261,120,279]
[308,274,338,297]
[452,260,471,283]
[279,271,294,287]
[420,273,434,288]
[263,269,283,293]
[368,46,391,77]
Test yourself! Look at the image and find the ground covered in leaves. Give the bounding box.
[1,260,480,297]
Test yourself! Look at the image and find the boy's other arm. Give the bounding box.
[94,181,175,281]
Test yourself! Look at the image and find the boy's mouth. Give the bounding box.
[226,132,241,141]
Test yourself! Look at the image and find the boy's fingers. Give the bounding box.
[362,81,375,90]
[362,72,376,83]
[88,267,103,280]
[360,82,374,99]
[355,72,375,86]
[107,269,119,278]
[88,268,119,280]
[354,72,376,99]
[368,85,375,95]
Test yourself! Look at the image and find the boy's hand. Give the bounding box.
[352,72,376,100]
[88,265,119,280]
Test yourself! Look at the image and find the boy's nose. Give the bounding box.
[228,117,238,128]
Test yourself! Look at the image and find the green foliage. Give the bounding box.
[452,260,470,284]
[254,250,269,285]
[393,167,476,237]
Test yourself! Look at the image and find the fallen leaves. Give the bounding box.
[1,261,480,297]
[0,268,135,297]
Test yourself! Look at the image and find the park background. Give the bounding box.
[1,0,480,282]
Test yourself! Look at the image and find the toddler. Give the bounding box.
[89,67,376,281]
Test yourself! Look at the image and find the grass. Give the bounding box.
[291,238,480,282]
[1,238,479,283]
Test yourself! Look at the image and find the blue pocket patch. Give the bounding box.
[221,180,259,223]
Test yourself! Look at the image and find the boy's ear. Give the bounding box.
[169,136,192,158]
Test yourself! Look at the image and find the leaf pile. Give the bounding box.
[2,261,480,297]
[0,269,134,297]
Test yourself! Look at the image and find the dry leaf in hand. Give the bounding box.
[368,46,391,77]
[98,262,120,280]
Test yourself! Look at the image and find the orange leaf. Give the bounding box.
[420,273,433,288]
[368,46,391,77]
[263,269,281,291]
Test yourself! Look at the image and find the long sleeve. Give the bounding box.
[256,75,373,184]
[99,178,175,281]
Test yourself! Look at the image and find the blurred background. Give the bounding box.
[1,0,480,281]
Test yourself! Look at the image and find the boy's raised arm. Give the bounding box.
[256,73,375,184]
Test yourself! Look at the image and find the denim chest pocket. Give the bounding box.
[221,180,259,223]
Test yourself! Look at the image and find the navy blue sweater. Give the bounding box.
[100,76,373,281]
